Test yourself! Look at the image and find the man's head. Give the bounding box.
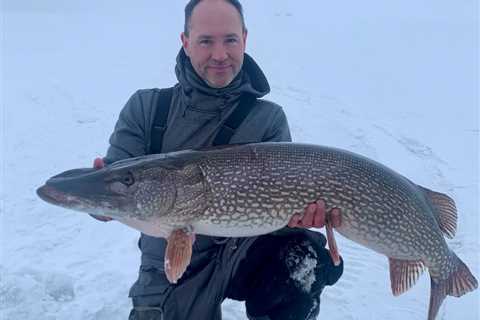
[181,0,248,89]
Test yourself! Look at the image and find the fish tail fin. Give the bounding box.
[428,277,447,320]
[428,253,478,320]
[446,252,478,297]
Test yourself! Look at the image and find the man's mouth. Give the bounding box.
[209,65,231,71]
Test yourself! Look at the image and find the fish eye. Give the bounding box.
[121,172,135,186]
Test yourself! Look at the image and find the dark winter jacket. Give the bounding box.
[104,49,292,299]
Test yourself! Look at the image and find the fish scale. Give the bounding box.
[194,144,436,246]
[37,142,477,319]
[186,144,438,257]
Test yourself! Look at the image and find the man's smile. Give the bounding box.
[208,65,232,70]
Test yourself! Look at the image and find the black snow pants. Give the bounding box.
[128,229,343,320]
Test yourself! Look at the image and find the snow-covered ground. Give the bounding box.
[2,1,478,319]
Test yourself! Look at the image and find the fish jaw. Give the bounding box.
[36,164,141,219]
[37,184,82,208]
[36,183,134,219]
[37,184,112,216]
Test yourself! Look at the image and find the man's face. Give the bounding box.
[181,0,247,89]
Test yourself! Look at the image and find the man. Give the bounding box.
[93,0,343,319]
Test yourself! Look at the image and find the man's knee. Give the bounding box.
[268,295,320,320]
[242,231,343,319]
[269,231,343,294]
[248,293,320,320]
[289,231,344,290]
[128,307,163,320]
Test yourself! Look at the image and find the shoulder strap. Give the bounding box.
[150,88,174,154]
[212,94,257,146]
[150,91,257,153]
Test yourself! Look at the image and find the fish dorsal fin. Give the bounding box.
[418,186,457,239]
[389,257,425,296]
[164,228,194,284]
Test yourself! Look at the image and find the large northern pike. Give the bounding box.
[36,142,477,319]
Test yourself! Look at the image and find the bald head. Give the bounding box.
[184,0,246,37]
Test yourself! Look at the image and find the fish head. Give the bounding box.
[36,156,179,220]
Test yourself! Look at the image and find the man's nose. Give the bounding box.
[211,43,228,61]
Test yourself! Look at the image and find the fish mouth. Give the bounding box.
[36,184,82,207]
[37,166,134,217]
[42,167,112,199]
[36,167,109,207]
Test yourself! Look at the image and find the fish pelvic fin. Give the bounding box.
[389,257,425,296]
[164,228,194,284]
[428,252,478,320]
[418,186,457,239]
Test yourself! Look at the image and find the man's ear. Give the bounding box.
[181,32,190,56]
[242,29,248,49]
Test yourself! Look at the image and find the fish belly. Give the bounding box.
[192,220,287,237]
[115,216,173,238]
[335,210,447,263]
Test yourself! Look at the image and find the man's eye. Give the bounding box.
[226,38,238,44]
[199,40,212,46]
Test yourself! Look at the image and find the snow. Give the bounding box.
[2,0,478,319]
[285,241,318,293]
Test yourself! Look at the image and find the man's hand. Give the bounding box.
[93,157,105,170]
[89,157,114,222]
[288,200,341,229]
[289,199,343,266]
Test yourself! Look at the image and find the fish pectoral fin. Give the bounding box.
[418,185,457,239]
[388,257,425,296]
[164,228,194,284]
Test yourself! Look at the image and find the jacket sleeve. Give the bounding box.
[103,91,149,164]
[262,107,292,143]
